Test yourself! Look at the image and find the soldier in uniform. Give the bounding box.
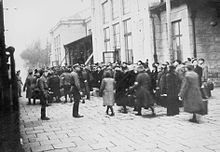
[71,65,83,118]
[38,69,50,120]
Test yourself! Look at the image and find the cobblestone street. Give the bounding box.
[20,88,220,152]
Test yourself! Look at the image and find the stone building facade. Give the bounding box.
[91,0,160,64]
[150,0,220,82]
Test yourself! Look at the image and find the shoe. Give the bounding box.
[41,117,50,120]
[135,113,142,116]
[73,115,84,118]
[46,104,51,106]
[152,113,156,117]
[82,100,85,104]
[189,118,199,123]
[110,113,115,116]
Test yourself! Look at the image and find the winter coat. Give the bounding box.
[194,65,203,87]
[48,75,60,96]
[166,71,181,115]
[115,70,127,106]
[60,72,72,87]
[24,74,36,98]
[179,71,203,114]
[38,75,49,98]
[100,78,115,106]
[134,71,154,107]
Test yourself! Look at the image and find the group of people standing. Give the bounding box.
[19,57,213,123]
[21,65,85,120]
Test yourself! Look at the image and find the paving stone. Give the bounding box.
[18,88,220,152]
[52,142,76,149]
[45,148,69,152]
[31,144,54,152]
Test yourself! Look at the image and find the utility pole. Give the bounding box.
[166,0,173,62]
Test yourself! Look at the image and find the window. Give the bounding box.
[112,0,120,20]
[104,27,111,51]
[124,19,133,63]
[113,23,120,49]
[172,20,182,60]
[102,1,110,24]
[103,51,115,63]
[54,35,61,63]
[122,0,130,15]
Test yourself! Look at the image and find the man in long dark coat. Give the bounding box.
[131,65,155,116]
[115,67,128,113]
[48,71,60,102]
[165,65,181,116]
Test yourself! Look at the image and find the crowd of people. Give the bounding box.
[17,57,214,123]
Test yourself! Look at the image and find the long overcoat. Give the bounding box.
[100,78,115,106]
[179,71,203,114]
[115,70,126,106]
[166,71,181,115]
[24,74,36,98]
[135,71,154,107]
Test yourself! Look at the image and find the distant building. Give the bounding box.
[150,0,220,82]
[91,0,160,64]
[50,9,91,66]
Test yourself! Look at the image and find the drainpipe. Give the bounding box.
[151,14,158,63]
[166,0,174,62]
[191,10,197,58]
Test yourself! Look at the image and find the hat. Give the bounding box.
[72,63,80,69]
[136,65,145,72]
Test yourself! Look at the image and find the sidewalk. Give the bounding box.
[19,88,220,152]
[0,109,24,152]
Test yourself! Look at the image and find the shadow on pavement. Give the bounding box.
[0,109,24,152]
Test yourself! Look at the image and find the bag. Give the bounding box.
[198,99,208,115]
[207,81,214,91]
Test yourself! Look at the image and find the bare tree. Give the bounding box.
[20,40,50,69]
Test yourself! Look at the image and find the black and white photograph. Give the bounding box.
[0,0,220,151]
